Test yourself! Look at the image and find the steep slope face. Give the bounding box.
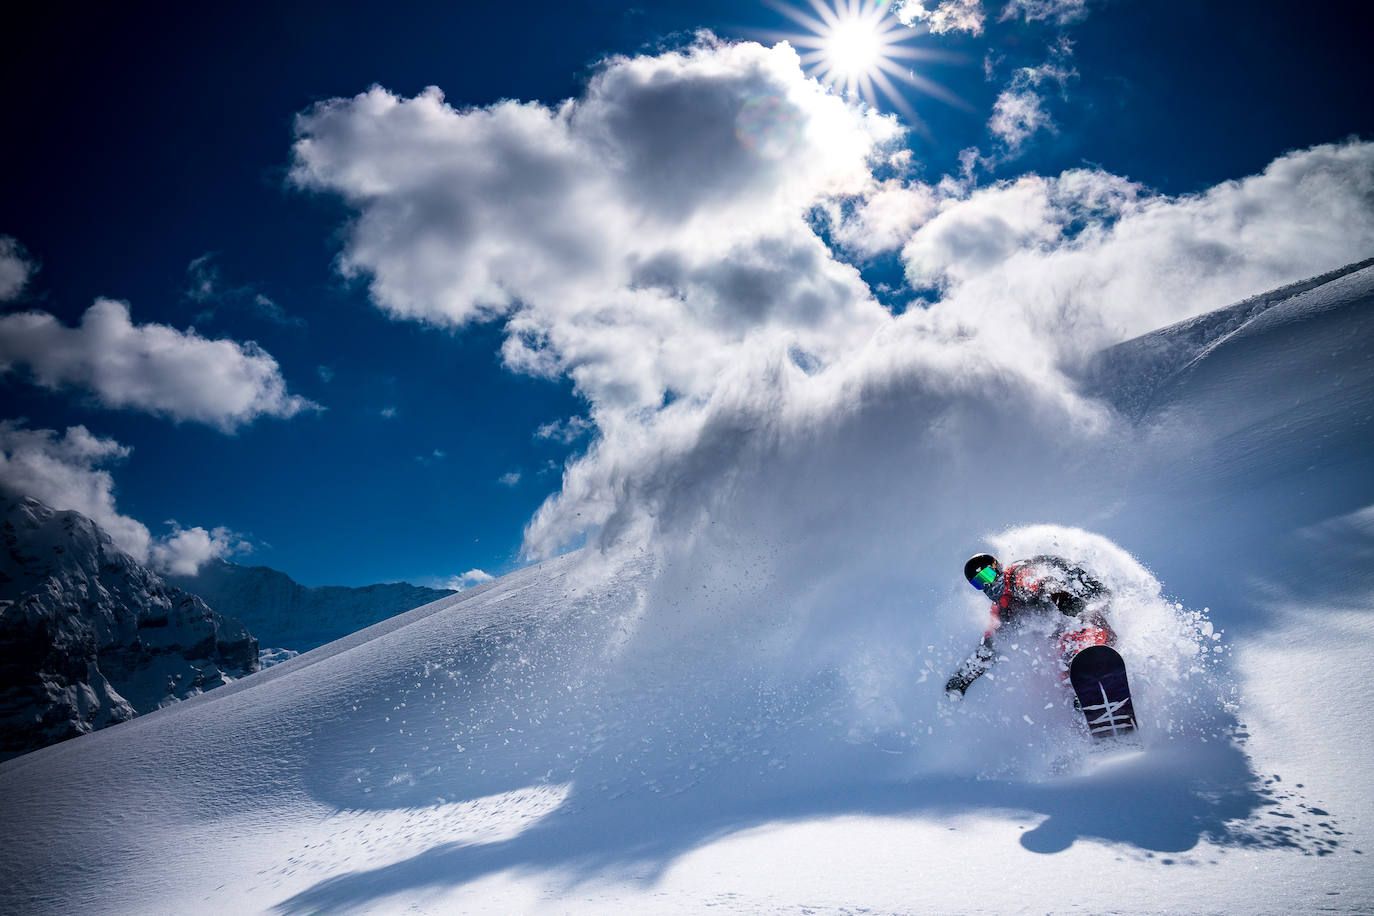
[1080,258,1374,577]
[0,263,1370,915]
[0,495,258,761]
[170,559,454,652]
[1082,256,1374,422]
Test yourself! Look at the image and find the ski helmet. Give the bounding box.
[964,553,1001,591]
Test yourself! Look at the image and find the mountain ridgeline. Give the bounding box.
[0,494,456,761]
[168,560,454,654]
[0,495,258,761]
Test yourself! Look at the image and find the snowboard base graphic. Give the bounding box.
[1068,645,1137,738]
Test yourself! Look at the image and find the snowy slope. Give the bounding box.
[1082,255,1374,422]
[169,559,454,654]
[0,265,1371,915]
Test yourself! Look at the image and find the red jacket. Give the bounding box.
[947,555,1114,696]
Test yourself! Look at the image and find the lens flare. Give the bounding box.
[762,0,967,124]
[735,92,806,159]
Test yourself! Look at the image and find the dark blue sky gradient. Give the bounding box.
[2,0,1370,584]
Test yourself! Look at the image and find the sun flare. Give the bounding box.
[826,16,884,80]
[764,0,964,122]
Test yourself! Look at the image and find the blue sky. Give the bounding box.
[1,0,1371,587]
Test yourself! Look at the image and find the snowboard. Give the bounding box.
[1068,645,1137,738]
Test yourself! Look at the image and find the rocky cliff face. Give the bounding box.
[0,495,258,761]
[170,559,454,653]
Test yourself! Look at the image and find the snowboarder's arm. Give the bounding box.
[1076,568,1109,602]
[945,635,996,697]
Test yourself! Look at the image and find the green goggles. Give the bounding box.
[969,565,999,590]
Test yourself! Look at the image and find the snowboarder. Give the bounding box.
[945,552,1117,699]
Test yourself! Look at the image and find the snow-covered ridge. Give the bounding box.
[168,558,455,654]
[0,494,258,761]
[1081,255,1374,420]
[0,262,1370,913]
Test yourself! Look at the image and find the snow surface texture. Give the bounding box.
[0,265,1371,913]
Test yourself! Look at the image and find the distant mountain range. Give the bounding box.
[0,494,456,761]
[0,494,257,761]
[167,560,454,654]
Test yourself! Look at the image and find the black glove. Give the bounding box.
[944,675,968,699]
[1051,591,1086,617]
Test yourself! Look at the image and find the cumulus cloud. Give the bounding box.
[290,37,1374,561]
[0,299,318,432]
[0,421,245,574]
[440,569,494,591]
[0,421,150,558]
[0,236,37,302]
[499,470,522,487]
[831,180,941,259]
[894,0,987,35]
[292,38,899,415]
[149,523,252,576]
[999,0,1091,26]
[515,139,1374,555]
[901,140,1374,352]
[901,168,1122,289]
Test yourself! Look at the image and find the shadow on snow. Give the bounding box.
[274,733,1342,914]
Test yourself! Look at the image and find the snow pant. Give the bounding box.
[1056,624,1114,683]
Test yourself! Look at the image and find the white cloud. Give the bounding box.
[499,471,522,487]
[988,88,1052,150]
[0,421,150,559]
[986,41,1077,154]
[439,569,494,591]
[831,180,941,259]
[999,0,1091,26]
[901,140,1374,352]
[902,172,1088,288]
[0,421,245,574]
[0,299,318,432]
[895,0,987,35]
[380,406,398,419]
[149,523,252,576]
[535,416,593,444]
[288,37,1374,564]
[291,38,899,416]
[956,146,988,180]
[525,139,1374,556]
[0,236,37,302]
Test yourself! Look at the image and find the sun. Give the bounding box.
[827,15,884,80]
[763,0,963,123]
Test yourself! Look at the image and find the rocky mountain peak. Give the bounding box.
[0,494,258,761]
